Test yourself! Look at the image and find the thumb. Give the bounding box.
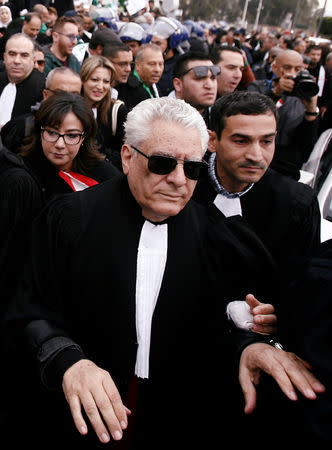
[245,293,260,312]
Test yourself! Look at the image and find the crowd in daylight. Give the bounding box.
[0,1,332,449]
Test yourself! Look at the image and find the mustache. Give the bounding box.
[238,161,266,169]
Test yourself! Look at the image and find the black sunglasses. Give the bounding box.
[178,65,221,79]
[131,146,207,180]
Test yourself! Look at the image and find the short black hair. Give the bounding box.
[102,41,131,59]
[172,50,212,79]
[306,43,322,54]
[211,91,276,139]
[209,44,242,64]
[89,28,120,50]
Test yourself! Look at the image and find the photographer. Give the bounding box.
[248,49,319,180]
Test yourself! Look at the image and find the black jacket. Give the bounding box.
[248,79,319,179]
[117,72,160,111]
[0,69,45,121]
[194,167,321,303]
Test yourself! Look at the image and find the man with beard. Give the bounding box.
[171,50,219,128]
[43,15,81,76]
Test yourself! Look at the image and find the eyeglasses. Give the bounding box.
[36,60,45,66]
[45,87,67,95]
[41,128,84,145]
[131,145,207,180]
[177,65,221,79]
[56,32,79,42]
[112,61,132,68]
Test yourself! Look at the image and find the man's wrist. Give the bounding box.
[304,106,319,116]
[267,338,284,350]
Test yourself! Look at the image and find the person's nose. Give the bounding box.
[245,142,263,161]
[204,76,216,88]
[166,162,187,186]
[13,54,21,64]
[234,68,242,79]
[54,135,66,148]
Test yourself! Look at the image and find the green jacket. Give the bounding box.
[44,48,81,77]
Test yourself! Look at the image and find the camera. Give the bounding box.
[286,69,319,100]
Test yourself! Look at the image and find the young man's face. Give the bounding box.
[209,113,277,193]
[173,60,217,112]
[110,50,133,85]
[215,51,244,96]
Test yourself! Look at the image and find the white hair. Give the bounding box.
[124,97,209,155]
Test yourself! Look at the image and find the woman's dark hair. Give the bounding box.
[20,92,103,174]
[211,91,277,139]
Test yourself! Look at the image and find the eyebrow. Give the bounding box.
[230,132,277,138]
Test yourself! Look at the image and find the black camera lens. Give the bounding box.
[293,69,319,99]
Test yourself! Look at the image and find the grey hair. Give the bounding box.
[124,97,209,155]
[45,66,81,88]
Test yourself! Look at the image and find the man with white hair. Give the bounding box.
[6,96,324,449]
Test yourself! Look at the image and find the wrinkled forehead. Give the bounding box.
[277,53,303,68]
[6,37,34,54]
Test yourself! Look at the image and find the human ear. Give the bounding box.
[172,77,182,95]
[121,144,133,175]
[208,130,218,153]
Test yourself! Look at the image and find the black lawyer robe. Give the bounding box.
[6,173,279,449]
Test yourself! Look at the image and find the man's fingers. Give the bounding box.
[66,393,89,436]
[89,387,124,443]
[252,324,277,335]
[238,369,258,414]
[102,377,129,430]
[245,293,260,310]
[253,313,277,325]
[277,352,325,398]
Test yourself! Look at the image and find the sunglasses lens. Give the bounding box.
[211,65,221,76]
[193,66,208,78]
[183,161,206,180]
[148,155,177,175]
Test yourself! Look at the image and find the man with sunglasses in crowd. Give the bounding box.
[6,96,325,449]
[171,50,219,128]
[43,16,81,76]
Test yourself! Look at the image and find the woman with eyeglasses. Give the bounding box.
[80,55,128,171]
[0,91,120,437]
[17,91,119,200]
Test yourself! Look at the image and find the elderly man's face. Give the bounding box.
[43,72,82,99]
[4,36,34,83]
[135,47,164,86]
[273,50,304,79]
[121,119,203,222]
[23,16,42,39]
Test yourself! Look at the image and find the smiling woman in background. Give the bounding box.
[80,55,128,170]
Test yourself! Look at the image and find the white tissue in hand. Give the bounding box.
[226,301,254,330]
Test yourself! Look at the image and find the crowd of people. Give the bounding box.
[0,0,332,449]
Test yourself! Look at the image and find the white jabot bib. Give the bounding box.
[0,82,16,129]
[213,193,242,217]
[135,220,168,379]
